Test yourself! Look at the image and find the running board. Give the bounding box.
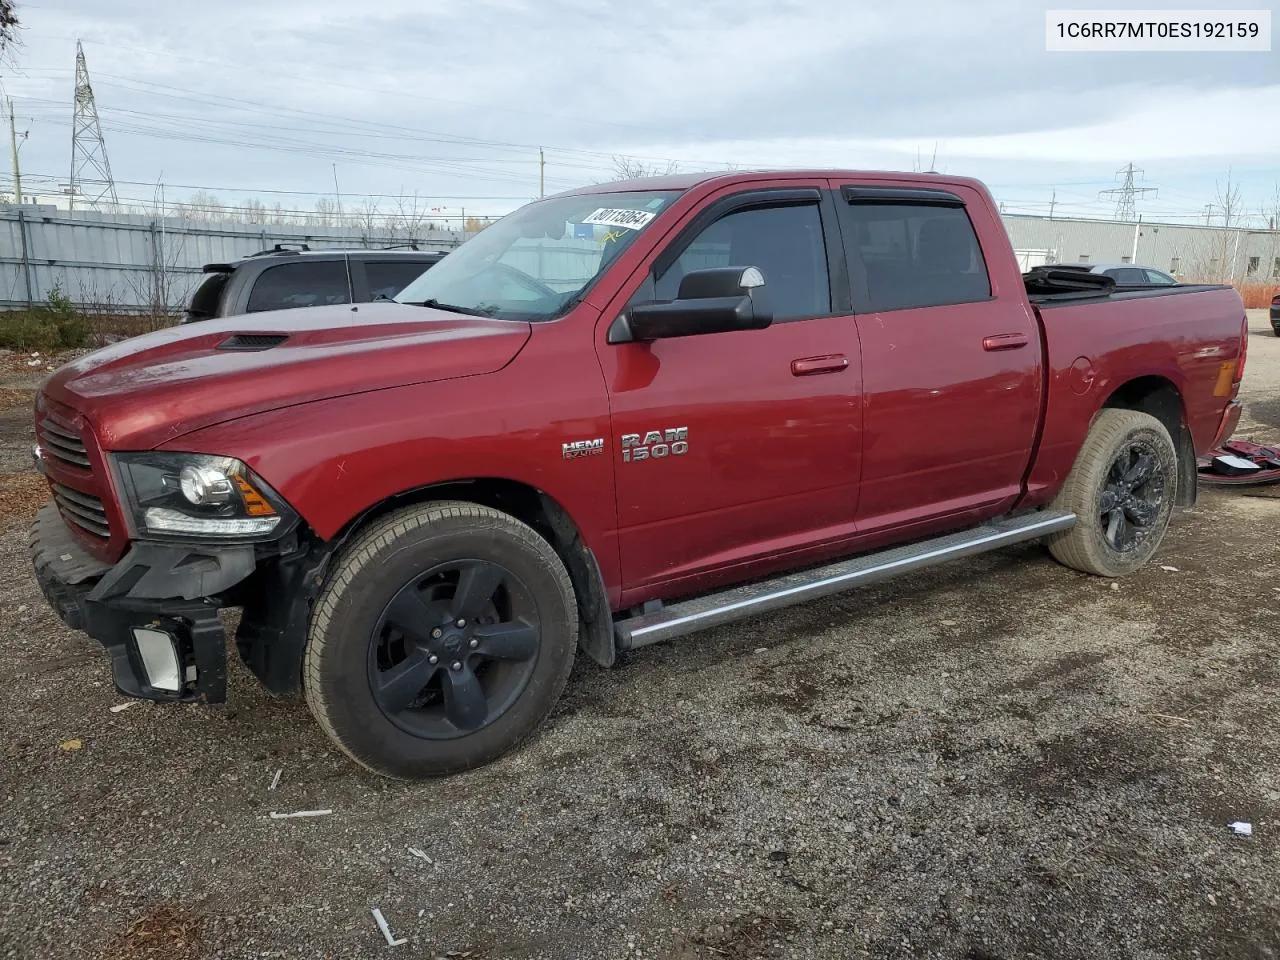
[614,511,1076,650]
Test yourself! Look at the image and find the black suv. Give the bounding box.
[180,245,449,323]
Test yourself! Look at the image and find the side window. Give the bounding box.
[1110,267,1147,284]
[366,261,431,300]
[654,203,830,321]
[1144,269,1175,285]
[843,203,990,312]
[245,261,351,313]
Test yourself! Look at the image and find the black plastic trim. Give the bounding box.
[841,185,965,207]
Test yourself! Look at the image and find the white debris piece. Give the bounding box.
[406,846,432,863]
[269,768,283,791]
[753,647,768,654]
[268,809,332,819]
[371,908,407,947]
[109,701,137,714]
[1230,821,1253,836]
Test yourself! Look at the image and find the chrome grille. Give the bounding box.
[51,482,110,539]
[38,416,91,469]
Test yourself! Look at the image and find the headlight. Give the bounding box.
[113,453,295,540]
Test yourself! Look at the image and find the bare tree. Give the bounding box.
[0,1,18,51]
[353,199,383,243]
[610,156,679,181]
[309,198,338,227]
[240,198,267,224]
[386,191,432,245]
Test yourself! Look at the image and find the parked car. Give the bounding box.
[30,170,1247,779]
[1044,262,1179,286]
[1270,291,1279,335]
[180,245,448,323]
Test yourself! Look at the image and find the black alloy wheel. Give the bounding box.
[369,559,541,738]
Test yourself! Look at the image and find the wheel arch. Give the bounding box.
[333,478,618,668]
[1099,375,1196,506]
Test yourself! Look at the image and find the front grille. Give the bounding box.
[38,415,91,469]
[51,482,111,539]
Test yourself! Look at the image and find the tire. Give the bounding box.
[1046,409,1178,578]
[304,501,577,779]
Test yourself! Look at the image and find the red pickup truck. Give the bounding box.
[29,171,1247,779]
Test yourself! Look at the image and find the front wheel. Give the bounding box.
[304,502,578,779]
[1046,409,1179,577]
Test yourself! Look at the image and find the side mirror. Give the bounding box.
[609,266,772,343]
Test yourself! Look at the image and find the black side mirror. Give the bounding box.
[608,266,772,343]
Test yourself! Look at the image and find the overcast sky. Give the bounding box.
[1,0,1278,223]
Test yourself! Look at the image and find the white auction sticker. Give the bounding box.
[1046,9,1271,51]
[581,208,657,230]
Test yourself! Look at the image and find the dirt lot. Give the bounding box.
[1,316,1279,960]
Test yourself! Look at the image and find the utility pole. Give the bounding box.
[1099,162,1157,221]
[539,147,545,199]
[331,163,343,221]
[7,97,21,204]
[70,40,119,211]
[1048,189,1056,220]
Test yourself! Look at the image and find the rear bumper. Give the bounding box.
[1212,400,1243,450]
[29,502,258,703]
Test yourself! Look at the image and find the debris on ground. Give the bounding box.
[1198,440,1280,486]
[98,904,203,960]
[269,768,283,791]
[371,907,408,947]
[0,474,51,522]
[109,701,138,714]
[1160,565,1179,572]
[267,809,333,819]
[1230,821,1253,837]
[407,846,432,863]
[58,739,83,752]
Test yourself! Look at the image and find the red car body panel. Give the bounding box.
[34,170,1248,608]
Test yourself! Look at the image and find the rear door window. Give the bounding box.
[1143,269,1176,284]
[245,261,352,312]
[840,203,990,311]
[366,260,432,300]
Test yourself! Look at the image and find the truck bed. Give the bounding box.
[1030,282,1232,307]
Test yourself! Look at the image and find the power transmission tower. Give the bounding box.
[1098,162,1156,222]
[69,40,119,211]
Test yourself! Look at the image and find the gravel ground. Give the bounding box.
[1,316,1279,960]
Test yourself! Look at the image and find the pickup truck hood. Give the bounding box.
[41,302,532,450]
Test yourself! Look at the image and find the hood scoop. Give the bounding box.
[218,333,290,351]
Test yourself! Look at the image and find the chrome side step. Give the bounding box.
[614,510,1076,650]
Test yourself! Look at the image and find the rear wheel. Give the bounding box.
[304,502,577,778]
[1046,409,1178,577]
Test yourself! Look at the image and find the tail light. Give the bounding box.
[1234,314,1248,388]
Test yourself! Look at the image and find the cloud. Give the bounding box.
[3,0,1276,219]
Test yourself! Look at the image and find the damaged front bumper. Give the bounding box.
[29,502,258,703]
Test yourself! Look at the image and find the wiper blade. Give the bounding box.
[414,298,495,317]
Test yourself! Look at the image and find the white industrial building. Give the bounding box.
[1003,213,1280,284]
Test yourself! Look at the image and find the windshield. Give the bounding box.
[394,190,680,321]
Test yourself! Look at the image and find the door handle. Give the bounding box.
[982,333,1030,351]
[791,354,849,376]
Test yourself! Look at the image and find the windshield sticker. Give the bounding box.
[582,207,656,230]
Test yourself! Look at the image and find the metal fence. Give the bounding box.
[5,203,1280,314]
[1,204,466,312]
